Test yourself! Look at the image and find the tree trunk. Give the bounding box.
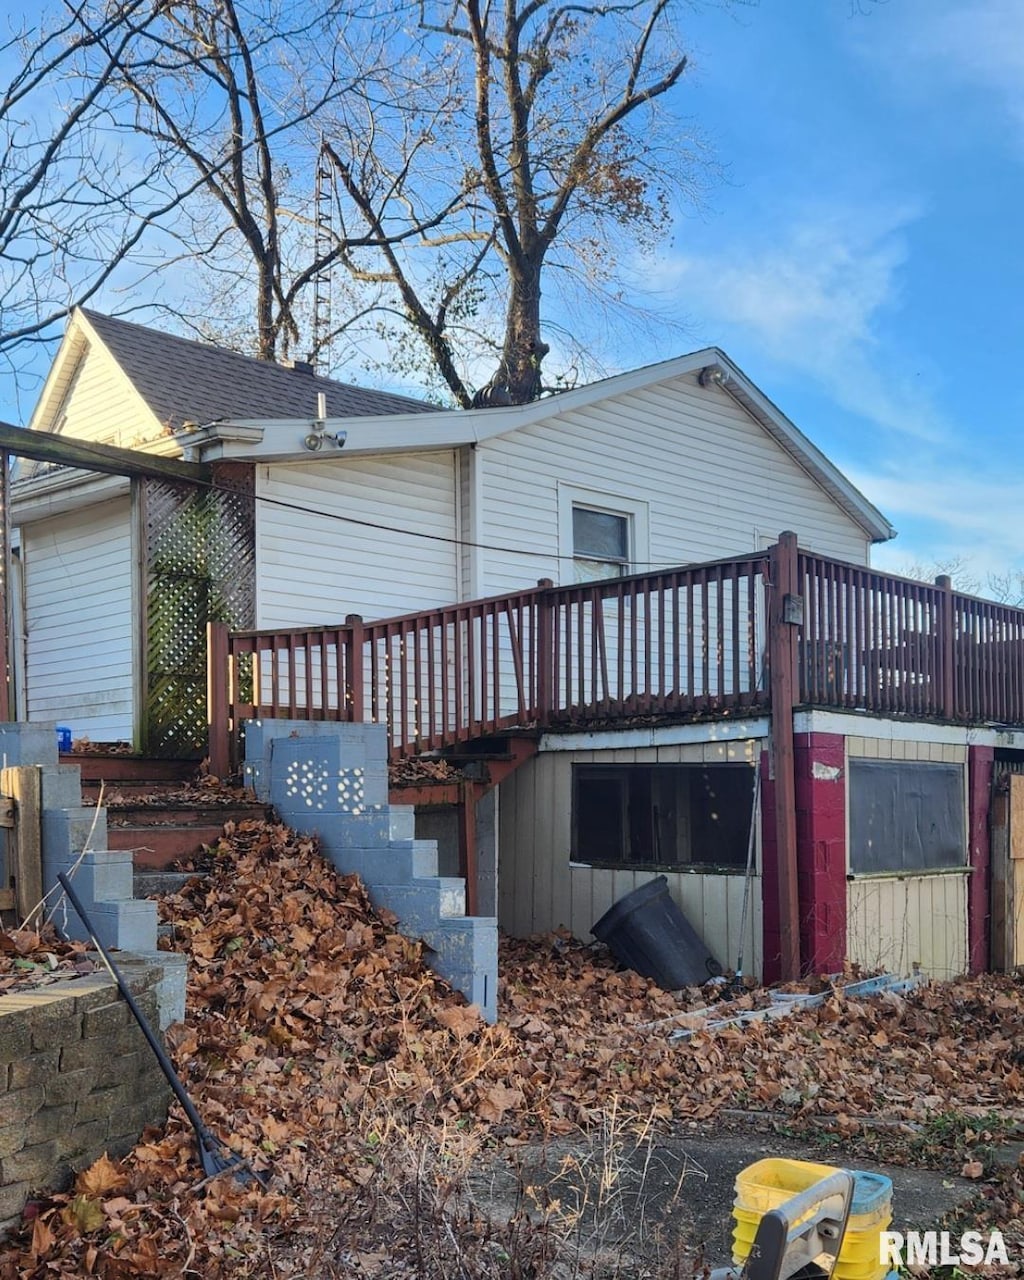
[495,261,547,403]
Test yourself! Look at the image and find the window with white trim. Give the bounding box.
[572,505,629,582]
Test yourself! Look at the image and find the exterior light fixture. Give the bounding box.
[698,365,726,389]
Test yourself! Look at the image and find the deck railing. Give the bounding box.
[207,540,1024,772]
[797,553,1024,725]
[209,552,770,765]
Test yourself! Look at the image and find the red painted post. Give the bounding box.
[458,779,480,916]
[344,614,364,723]
[967,744,995,974]
[769,531,801,980]
[935,574,955,720]
[206,621,230,779]
[536,579,554,726]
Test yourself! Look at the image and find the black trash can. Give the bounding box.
[591,875,720,989]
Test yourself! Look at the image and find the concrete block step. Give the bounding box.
[419,916,499,1022]
[134,869,207,898]
[362,877,467,932]
[326,840,439,885]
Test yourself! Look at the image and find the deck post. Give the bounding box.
[935,574,955,719]
[458,779,480,916]
[536,579,554,726]
[769,531,801,981]
[207,621,230,779]
[0,450,10,721]
[344,614,365,723]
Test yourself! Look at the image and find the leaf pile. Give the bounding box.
[0,926,98,995]
[4,815,1024,1276]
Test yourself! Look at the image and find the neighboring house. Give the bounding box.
[10,308,1024,989]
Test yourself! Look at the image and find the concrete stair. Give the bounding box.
[244,719,498,1022]
[73,767,272,871]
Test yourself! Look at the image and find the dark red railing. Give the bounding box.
[208,552,769,766]
[797,552,1024,725]
[207,541,1024,774]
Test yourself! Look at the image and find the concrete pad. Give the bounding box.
[468,1127,981,1271]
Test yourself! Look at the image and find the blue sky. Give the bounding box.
[611,0,1024,583]
[4,0,1021,586]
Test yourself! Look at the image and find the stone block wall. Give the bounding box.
[0,958,171,1237]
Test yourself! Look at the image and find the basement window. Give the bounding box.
[848,759,966,875]
[572,763,755,871]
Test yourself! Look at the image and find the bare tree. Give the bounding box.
[324,0,711,405]
[99,0,400,364]
[0,0,179,360]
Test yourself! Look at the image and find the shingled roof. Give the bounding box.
[81,310,437,429]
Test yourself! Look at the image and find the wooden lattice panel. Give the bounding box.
[144,474,254,757]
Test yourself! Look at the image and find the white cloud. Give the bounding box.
[845,462,1024,581]
[854,0,1024,142]
[660,201,949,443]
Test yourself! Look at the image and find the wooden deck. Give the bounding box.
[208,534,1024,772]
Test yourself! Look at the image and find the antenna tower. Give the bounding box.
[313,136,333,375]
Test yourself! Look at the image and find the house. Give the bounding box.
[8,308,1024,991]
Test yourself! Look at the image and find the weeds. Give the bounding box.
[316,1101,710,1278]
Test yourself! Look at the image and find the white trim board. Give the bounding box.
[795,709,1002,746]
[538,717,770,752]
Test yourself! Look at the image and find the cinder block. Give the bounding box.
[44,1066,98,1108]
[0,722,59,766]
[0,1119,24,1160]
[73,899,158,953]
[74,1083,133,1124]
[0,1180,30,1231]
[389,807,416,841]
[40,764,84,810]
[324,841,438,885]
[50,850,135,905]
[72,978,121,1015]
[9,1051,60,1090]
[420,917,498,1023]
[363,878,465,933]
[0,1013,32,1064]
[303,810,392,850]
[81,1002,128,1039]
[59,1119,108,1164]
[26,1103,76,1146]
[41,807,108,861]
[134,951,187,1029]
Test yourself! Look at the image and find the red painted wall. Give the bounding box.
[793,732,847,974]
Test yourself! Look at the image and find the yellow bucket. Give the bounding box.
[732,1158,893,1280]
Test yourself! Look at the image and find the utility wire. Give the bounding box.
[15,443,767,571]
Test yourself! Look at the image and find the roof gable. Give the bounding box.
[74,309,436,431]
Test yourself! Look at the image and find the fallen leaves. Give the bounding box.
[4,814,1024,1276]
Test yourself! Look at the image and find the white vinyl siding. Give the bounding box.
[498,737,762,977]
[46,344,155,448]
[256,451,459,626]
[22,498,136,742]
[477,373,871,594]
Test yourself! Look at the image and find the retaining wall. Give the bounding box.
[0,956,171,1237]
